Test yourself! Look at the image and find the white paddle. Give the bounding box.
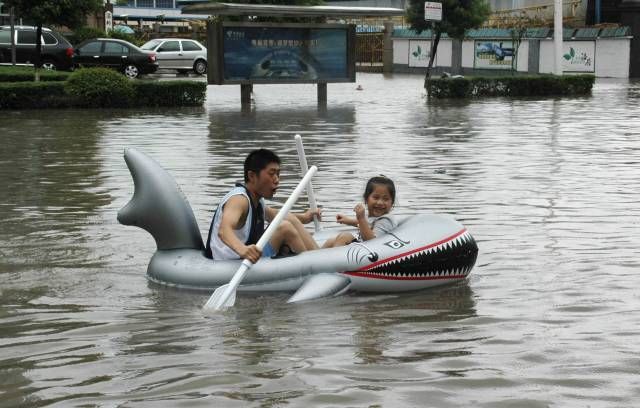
[294,134,321,232]
[203,165,318,311]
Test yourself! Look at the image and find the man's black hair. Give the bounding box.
[244,149,281,182]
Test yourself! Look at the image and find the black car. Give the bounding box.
[73,38,158,78]
[0,26,74,70]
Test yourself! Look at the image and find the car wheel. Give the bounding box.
[123,64,140,79]
[42,60,58,70]
[193,60,207,75]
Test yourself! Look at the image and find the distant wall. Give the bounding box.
[392,27,632,78]
[392,37,453,74]
[538,38,630,77]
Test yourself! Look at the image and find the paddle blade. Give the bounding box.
[203,262,251,311]
[203,284,236,311]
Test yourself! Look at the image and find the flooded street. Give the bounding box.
[1,73,639,407]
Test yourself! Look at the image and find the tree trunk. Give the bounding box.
[35,24,42,82]
[424,30,442,96]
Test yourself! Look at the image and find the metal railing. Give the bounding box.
[355,32,384,65]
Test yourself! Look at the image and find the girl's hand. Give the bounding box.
[336,213,346,224]
[354,203,366,220]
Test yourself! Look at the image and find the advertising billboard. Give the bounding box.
[474,40,514,70]
[209,23,356,84]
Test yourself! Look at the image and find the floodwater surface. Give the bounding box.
[1,74,639,407]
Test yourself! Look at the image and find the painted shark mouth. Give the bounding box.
[344,229,478,280]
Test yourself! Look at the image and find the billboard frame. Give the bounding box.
[208,21,357,85]
[473,40,516,70]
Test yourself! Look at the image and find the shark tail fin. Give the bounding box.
[117,148,204,251]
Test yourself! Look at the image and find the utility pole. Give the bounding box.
[423,1,442,94]
[10,6,16,65]
[554,0,563,75]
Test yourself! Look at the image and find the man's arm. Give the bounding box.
[265,205,278,222]
[265,206,321,224]
[218,195,261,263]
[293,208,322,224]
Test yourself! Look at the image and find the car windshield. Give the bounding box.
[141,39,162,50]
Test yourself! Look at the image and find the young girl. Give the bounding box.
[323,176,397,248]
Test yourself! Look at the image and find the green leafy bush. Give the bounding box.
[68,25,145,47]
[65,68,134,108]
[0,66,71,82]
[0,82,71,109]
[68,26,107,45]
[109,30,143,47]
[132,81,207,107]
[428,75,595,98]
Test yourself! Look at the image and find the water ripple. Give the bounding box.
[0,76,639,407]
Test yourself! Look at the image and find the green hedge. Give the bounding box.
[132,81,207,107]
[65,68,134,108]
[0,82,72,109]
[0,66,71,82]
[0,69,207,109]
[427,75,595,98]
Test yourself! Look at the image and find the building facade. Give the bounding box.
[112,0,205,28]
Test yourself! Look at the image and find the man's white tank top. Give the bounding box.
[208,186,266,260]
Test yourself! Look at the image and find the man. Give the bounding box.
[205,148,320,263]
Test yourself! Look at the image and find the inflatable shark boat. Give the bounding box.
[117,148,478,303]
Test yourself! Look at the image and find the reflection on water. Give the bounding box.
[206,106,357,187]
[351,283,476,365]
[0,110,108,270]
[0,76,639,407]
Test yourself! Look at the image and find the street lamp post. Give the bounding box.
[554,0,563,75]
[10,6,16,65]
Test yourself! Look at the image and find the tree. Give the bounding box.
[510,13,528,74]
[507,13,546,74]
[4,0,103,79]
[406,0,491,90]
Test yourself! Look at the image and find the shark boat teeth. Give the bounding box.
[349,231,479,280]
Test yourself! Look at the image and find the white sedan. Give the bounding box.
[141,38,207,75]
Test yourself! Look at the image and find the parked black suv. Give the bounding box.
[0,26,74,70]
[73,38,158,78]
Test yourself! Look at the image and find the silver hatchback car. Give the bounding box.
[140,38,207,75]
